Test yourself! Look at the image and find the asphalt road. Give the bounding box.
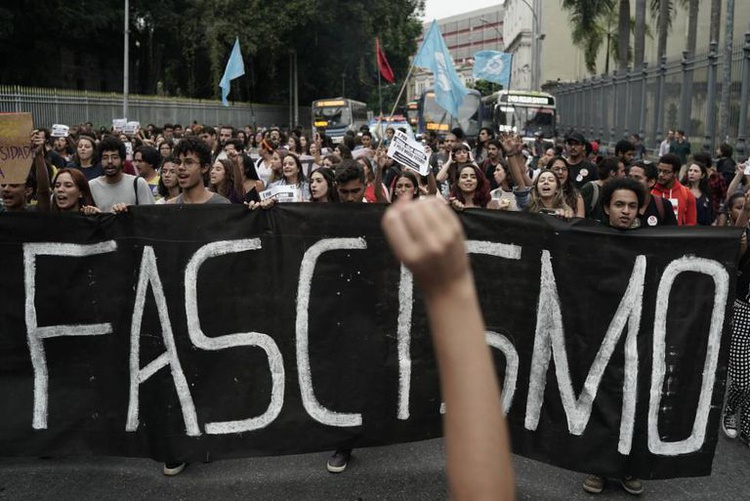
[0,433,748,500]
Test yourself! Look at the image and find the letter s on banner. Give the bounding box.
[648,257,729,456]
[23,241,117,430]
[184,239,286,435]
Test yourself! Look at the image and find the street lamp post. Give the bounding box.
[518,0,542,90]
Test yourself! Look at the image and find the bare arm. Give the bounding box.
[726,162,748,202]
[381,198,515,501]
[502,134,533,187]
[436,152,453,183]
[374,149,388,203]
[31,130,51,212]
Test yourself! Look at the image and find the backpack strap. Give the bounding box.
[133,177,140,205]
[589,182,600,213]
[654,195,665,220]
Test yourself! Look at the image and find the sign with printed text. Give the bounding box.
[0,113,34,184]
[112,118,127,132]
[51,124,69,138]
[386,129,430,176]
[123,121,140,135]
[0,206,739,480]
[259,184,297,202]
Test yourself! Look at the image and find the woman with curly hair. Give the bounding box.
[449,164,490,210]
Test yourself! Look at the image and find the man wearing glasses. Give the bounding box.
[168,136,230,205]
[564,131,597,189]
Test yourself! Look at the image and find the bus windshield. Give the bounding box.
[313,106,350,129]
[496,105,555,138]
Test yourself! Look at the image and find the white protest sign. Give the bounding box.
[51,124,69,138]
[386,130,430,176]
[123,121,140,135]
[259,185,298,202]
[112,119,127,132]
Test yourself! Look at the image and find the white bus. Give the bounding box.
[311,98,370,144]
[480,90,557,142]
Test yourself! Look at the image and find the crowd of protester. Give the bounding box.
[2,118,750,498]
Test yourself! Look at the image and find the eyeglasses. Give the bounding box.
[175,158,200,168]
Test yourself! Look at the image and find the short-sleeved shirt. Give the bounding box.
[89,174,156,211]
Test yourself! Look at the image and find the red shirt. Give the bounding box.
[651,179,697,226]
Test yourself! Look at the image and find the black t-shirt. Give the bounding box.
[567,159,598,189]
[638,195,677,227]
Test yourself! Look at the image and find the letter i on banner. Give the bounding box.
[0,113,34,183]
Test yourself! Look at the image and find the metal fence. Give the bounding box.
[554,33,750,160]
[0,86,311,131]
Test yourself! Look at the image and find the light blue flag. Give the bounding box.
[473,50,513,89]
[220,38,245,106]
[413,21,468,117]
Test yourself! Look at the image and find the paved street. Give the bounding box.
[0,431,748,500]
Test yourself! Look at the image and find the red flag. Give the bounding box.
[376,37,395,84]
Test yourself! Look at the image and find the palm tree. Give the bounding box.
[563,0,649,74]
[562,0,615,74]
[649,0,689,64]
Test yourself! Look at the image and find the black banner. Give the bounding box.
[0,205,740,479]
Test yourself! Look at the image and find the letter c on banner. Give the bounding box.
[296,238,367,427]
[184,239,286,435]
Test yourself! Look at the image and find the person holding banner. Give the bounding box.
[309,168,338,202]
[525,169,574,218]
[448,164,491,211]
[168,136,230,206]
[381,197,515,501]
[50,168,98,214]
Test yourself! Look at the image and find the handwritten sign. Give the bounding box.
[0,113,34,184]
[386,129,430,176]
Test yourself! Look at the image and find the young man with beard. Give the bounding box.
[627,161,677,227]
[564,131,597,189]
[88,136,155,212]
[583,177,647,496]
[481,139,505,190]
[651,153,696,225]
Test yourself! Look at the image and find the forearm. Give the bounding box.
[424,273,514,501]
[436,160,452,182]
[35,152,51,212]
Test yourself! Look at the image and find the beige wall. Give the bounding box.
[540,0,750,85]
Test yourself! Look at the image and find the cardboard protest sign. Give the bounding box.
[386,129,430,176]
[0,113,34,184]
[123,122,140,135]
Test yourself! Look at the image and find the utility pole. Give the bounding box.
[123,0,129,118]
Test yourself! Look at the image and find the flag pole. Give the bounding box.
[375,50,420,151]
[378,41,384,117]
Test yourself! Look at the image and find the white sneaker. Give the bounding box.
[722,413,738,439]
